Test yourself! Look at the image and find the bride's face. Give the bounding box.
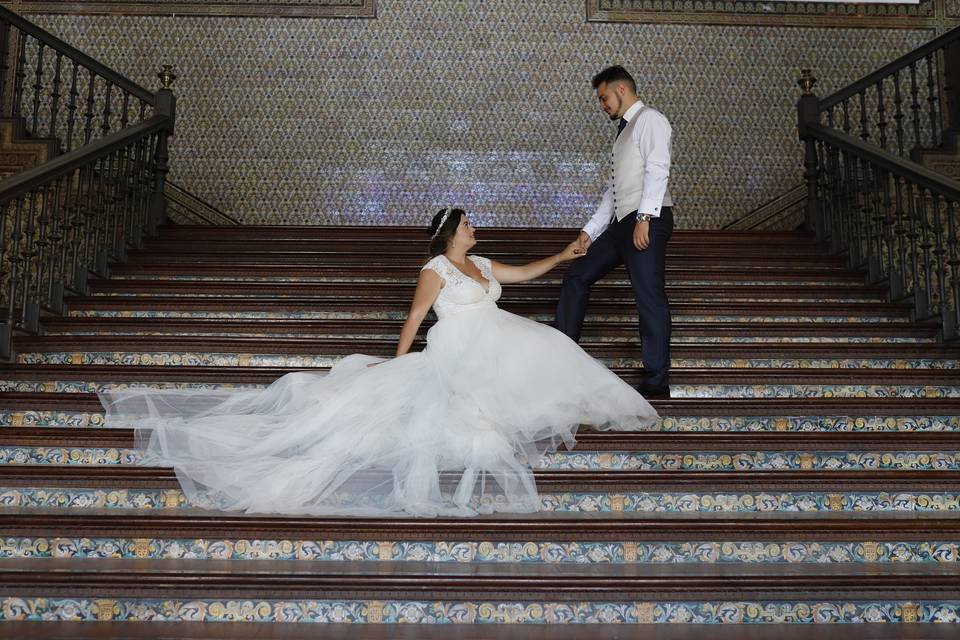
[451,215,477,250]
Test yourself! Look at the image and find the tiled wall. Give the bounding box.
[28,1,934,228]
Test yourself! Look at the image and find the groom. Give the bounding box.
[555,65,674,398]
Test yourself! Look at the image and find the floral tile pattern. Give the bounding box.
[30,3,932,228]
[2,379,957,398]
[65,309,908,324]
[1,488,957,512]
[4,411,958,432]
[5,448,960,472]
[2,536,958,564]
[15,351,957,370]
[41,330,933,344]
[1,597,957,623]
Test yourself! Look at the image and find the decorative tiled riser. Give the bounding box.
[4,448,960,471]
[66,310,908,324]
[40,331,933,344]
[2,537,958,564]
[0,597,956,623]
[3,380,959,398]
[1,489,957,512]
[4,411,957,432]
[103,277,866,287]
[15,353,957,370]
[84,295,891,309]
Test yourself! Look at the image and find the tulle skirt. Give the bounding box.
[100,305,658,517]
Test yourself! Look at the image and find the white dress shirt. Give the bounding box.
[582,100,673,241]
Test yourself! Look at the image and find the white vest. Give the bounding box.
[611,108,673,221]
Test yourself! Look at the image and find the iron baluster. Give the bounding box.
[0,20,11,110]
[100,81,112,136]
[858,89,870,143]
[64,59,79,151]
[925,53,940,147]
[876,78,888,151]
[892,69,906,157]
[916,187,934,318]
[12,32,27,118]
[945,200,960,339]
[49,51,63,142]
[82,71,96,144]
[18,190,38,332]
[909,62,923,151]
[30,40,43,134]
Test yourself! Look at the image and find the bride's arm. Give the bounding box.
[490,241,583,285]
[395,269,443,356]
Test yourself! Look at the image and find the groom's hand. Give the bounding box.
[633,220,651,251]
[577,231,592,251]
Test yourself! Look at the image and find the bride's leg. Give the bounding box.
[555,229,622,342]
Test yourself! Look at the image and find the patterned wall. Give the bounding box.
[26,1,935,228]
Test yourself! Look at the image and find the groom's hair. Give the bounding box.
[592,66,637,94]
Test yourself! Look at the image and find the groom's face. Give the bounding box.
[596,81,626,120]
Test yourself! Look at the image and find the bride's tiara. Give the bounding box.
[431,207,453,240]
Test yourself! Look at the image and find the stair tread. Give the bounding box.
[5,426,960,450]
[3,465,960,491]
[5,392,960,414]
[17,336,953,357]
[3,557,959,600]
[4,506,960,539]
[1,364,956,383]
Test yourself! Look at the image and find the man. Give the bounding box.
[555,65,674,398]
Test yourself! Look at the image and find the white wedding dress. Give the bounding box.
[100,254,658,517]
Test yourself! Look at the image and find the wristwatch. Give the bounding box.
[637,213,652,223]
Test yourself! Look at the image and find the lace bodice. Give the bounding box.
[421,254,502,319]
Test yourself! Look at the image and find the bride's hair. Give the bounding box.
[428,207,465,257]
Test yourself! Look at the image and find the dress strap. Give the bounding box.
[421,255,449,280]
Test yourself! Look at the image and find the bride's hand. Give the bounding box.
[558,240,586,262]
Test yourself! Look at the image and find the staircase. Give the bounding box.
[1,224,959,635]
[0,117,58,179]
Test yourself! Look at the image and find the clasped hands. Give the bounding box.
[574,219,651,254]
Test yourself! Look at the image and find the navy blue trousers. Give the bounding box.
[555,207,673,388]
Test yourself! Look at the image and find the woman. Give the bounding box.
[100,208,658,517]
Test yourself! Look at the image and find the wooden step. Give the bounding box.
[85,280,886,301]
[38,318,938,340]
[62,297,909,319]
[156,226,821,242]
[3,557,959,601]
[5,426,960,452]
[3,507,959,541]
[3,364,956,387]
[4,392,958,418]
[14,335,954,361]
[2,466,958,493]
[107,262,869,283]
[132,242,848,263]
[124,251,855,270]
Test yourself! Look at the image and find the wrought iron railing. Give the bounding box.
[799,58,960,341]
[814,25,960,160]
[0,7,157,151]
[0,5,175,359]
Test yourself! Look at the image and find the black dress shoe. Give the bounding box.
[635,383,670,399]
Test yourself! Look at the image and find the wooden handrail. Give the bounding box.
[0,5,155,105]
[0,115,168,202]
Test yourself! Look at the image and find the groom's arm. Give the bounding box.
[636,110,671,218]
[581,184,614,242]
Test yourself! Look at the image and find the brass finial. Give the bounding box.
[158,65,177,90]
[798,68,816,96]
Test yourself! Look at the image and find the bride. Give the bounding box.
[100,208,658,517]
